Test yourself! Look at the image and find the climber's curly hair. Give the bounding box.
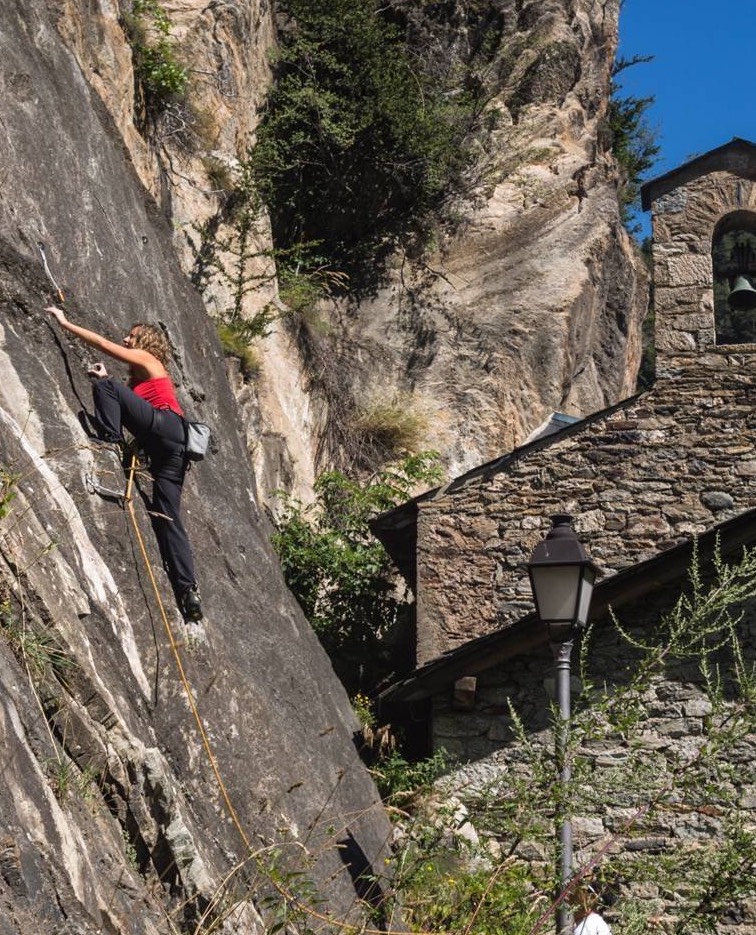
[129,323,172,367]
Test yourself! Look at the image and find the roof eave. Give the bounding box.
[379,507,756,704]
[641,137,756,211]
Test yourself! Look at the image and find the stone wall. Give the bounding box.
[414,159,756,664]
[652,170,756,379]
[416,360,756,662]
[433,589,756,931]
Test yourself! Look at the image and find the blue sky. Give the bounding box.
[618,0,756,234]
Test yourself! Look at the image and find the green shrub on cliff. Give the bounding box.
[609,55,660,226]
[123,0,188,109]
[252,0,494,287]
[271,452,441,693]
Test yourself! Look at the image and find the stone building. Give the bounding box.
[374,139,756,929]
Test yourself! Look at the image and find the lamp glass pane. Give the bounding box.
[576,568,596,625]
[530,565,581,622]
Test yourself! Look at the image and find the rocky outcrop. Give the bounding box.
[335,0,646,478]
[0,0,648,925]
[50,0,313,502]
[0,3,392,933]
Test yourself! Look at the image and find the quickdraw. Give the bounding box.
[85,472,125,504]
[38,242,65,304]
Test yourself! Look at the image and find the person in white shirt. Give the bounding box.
[573,877,612,934]
[574,910,611,934]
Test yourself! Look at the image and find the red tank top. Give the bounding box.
[132,376,184,416]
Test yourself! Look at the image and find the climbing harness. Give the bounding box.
[37,242,65,304]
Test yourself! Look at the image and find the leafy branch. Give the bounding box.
[271,452,441,694]
[122,0,188,110]
[608,54,660,228]
[251,0,498,288]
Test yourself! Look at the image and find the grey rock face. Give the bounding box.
[0,3,391,932]
[328,0,646,479]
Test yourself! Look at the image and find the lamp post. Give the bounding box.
[527,514,598,935]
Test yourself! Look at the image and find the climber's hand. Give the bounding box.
[88,362,108,380]
[45,305,67,325]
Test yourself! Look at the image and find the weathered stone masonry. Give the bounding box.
[432,588,756,930]
[417,372,756,661]
[375,139,756,934]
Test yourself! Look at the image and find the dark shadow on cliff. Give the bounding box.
[337,829,389,932]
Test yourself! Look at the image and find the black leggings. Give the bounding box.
[92,378,197,594]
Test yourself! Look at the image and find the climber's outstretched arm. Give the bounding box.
[45,306,164,376]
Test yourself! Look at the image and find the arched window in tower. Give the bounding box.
[713,211,756,344]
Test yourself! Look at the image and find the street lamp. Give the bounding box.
[527,514,598,935]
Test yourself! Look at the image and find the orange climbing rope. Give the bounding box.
[123,455,252,850]
[122,455,446,935]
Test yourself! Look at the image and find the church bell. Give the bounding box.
[727,275,756,312]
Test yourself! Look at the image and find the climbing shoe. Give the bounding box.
[181,587,203,622]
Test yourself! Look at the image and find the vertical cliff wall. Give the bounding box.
[0,3,392,933]
[0,0,648,923]
[334,0,647,477]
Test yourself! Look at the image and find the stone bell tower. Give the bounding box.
[641,138,756,384]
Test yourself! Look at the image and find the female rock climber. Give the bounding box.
[45,306,203,622]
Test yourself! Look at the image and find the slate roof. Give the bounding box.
[379,506,756,704]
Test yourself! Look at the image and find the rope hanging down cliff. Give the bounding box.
[123,447,418,935]
[40,291,423,934]
[121,453,251,845]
